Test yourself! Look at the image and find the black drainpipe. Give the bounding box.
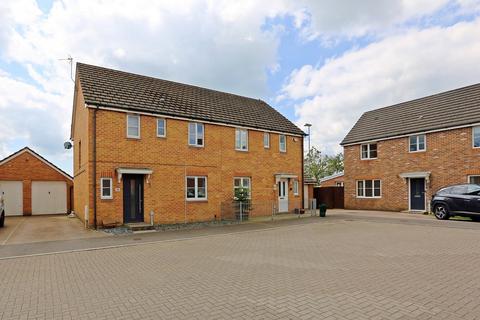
[93,107,98,229]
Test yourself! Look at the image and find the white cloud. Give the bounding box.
[290,0,452,41]
[281,18,480,154]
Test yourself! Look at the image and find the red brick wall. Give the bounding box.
[344,127,480,211]
[74,106,304,226]
[0,151,73,215]
[320,176,344,187]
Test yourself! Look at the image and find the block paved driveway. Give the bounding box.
[1,212,480,319]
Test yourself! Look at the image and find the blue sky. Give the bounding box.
[1,0,480,175]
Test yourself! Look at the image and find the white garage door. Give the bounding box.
[32,181,67,215]
[0,181,23,216]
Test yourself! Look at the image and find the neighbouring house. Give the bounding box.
[71,63,305,227]
[303,175,317,208]
[341,83,480,212]
[319,172,344,187]
[0,147,73,216]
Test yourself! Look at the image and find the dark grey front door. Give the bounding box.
[123,174,144,223]
[410,178,425,211]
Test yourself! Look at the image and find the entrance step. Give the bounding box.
[126,223,155,232]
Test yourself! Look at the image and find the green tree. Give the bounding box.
[304,147,344,184]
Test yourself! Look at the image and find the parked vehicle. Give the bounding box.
[0,195,4,227]
[431,184,480,221]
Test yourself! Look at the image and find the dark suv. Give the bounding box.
[431,184,480,221]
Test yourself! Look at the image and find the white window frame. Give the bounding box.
[360,143,377,160]
[157,118,166,138]
[235,128,248,151]
[279,134,287,152]
[185,176,207,201]
[473,126,480,148]
[126,114,140,139]
[468,175,480,184]
[356,179,382,198]
[188,123,204,147]
[233,177,251,199]
[293,180,299,196]
[100,178,113,200]
[409,134,426,153]
[264,132,270,149]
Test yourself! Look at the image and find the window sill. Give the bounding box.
[356,196,382,199]
[186,199,208,203]
[156,135,166,139]
[360,158,377,160]
[235,149,249,152]
[188,145,204,148]
[126,137,141,140]
[408,150,426,154]
[100,197,113,201]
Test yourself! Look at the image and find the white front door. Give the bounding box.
[278,179,289,212]
[32,181,67,215]
[0,181,23,216]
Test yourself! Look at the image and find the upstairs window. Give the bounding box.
[279,135,287,152]
[127,114,140,138]
[186,176,207,200]
[100,178,113,200]
[357,179,381,198]
[235,128,248,151]
[473,126,480,148]
[264,132,270,148]
[188,123,204,147]
[157,118,166,137]
[409,134,425,152]
[361,143,377,159]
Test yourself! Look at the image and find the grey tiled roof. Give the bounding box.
[341,83,480,145]
[76,63,304,136]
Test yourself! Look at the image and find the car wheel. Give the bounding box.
[0,212,4,227]
[434,204,450,220]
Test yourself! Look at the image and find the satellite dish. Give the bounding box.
[64,141,73,149]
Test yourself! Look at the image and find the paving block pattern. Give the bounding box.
[1,219,480,319]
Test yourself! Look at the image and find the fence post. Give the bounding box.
[240,201,243,222]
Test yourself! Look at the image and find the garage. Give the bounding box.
[0,147,72,216]
[0,181,23,216]
[32,181,67,215]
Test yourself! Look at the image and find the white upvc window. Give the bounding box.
[235,128,248,151]
[356,179,381,198]
[293,180,299,195]
[473,126,480,148]
[127,114,140,138]
[360,143,377,159]
[188,123,204,147]
[157,118,166,137]
[409,134,426,152]
[279,134,287,152]
[233,177,251,198]
[264,132,270,149]
[186,176,207,200]
[468,175,480,184]
[100,178,113,200]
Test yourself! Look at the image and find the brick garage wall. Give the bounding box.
[320,176,344,187]
[344,126,480,211]
[0,151,73,215]
[85,109,303,226]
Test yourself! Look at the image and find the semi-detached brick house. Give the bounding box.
[341,83,480,212]
[71,63,305,227]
